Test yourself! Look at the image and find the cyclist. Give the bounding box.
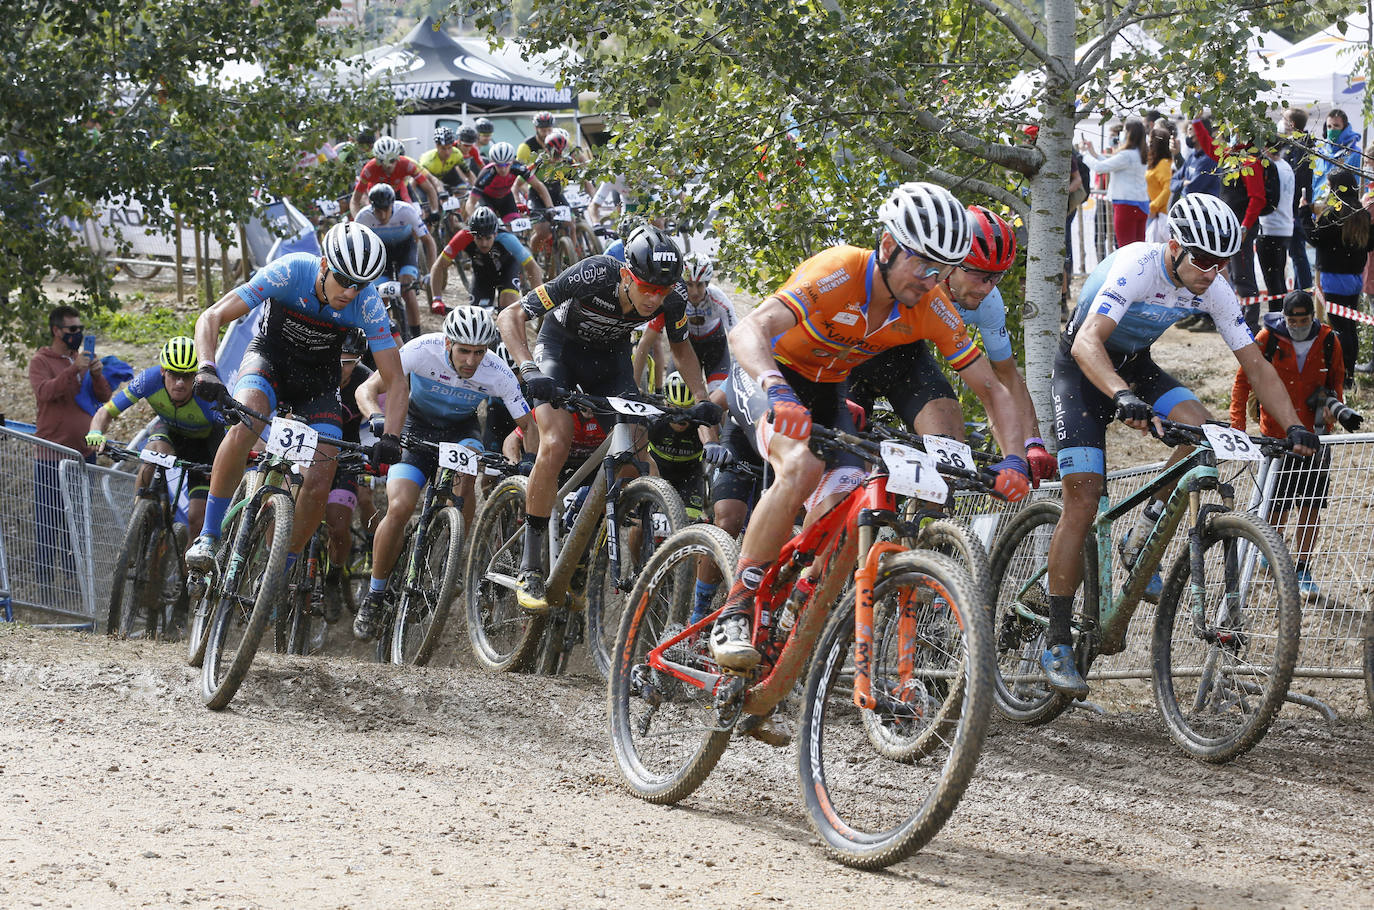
[647,372,708,517]
[351,306,537,640]
[419,126,476,195]
[354,183,438,341]
[848,205,1057,484]
[474,117,495,159]
[85,336,227,540]
[1042,193,1318,698]
[496,226,722,611]
[429,205,543,315]
[183,222,410,581]
[322,328,373,621]
[710,182,1033,672]
[527,128,591,257]
[465,141,553,223]
[516,111,556,165]
[350,135,440,218]
[632,251,736,409]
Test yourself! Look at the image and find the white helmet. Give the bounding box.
[493,342,516,370]
[488,141,517,164]
[1167,193,1243,258]
[372,135,404,167]
[682,251,714,283]
[444,305,499,347]
[322,222,387,286]
[877,181,972,265]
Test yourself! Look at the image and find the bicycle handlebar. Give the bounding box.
[102,444,212,476]
[219,397,368,454]
[547,388,712,427]
[1148,418,1297,457]
[809,425,999,492]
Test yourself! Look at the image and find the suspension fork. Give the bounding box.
[852,532,908,711]
[602,422,637,588]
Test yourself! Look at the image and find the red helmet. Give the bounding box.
[964,206,1017,272]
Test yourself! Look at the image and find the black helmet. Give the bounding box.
[367,182,395,210]
[534,111,556,128]
[341,327,368,356]
[469,206,499,237]
[457,125,478,144]
[475,117,494,136]
[623,226,683,287]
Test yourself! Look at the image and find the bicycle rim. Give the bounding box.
[110,500,157,638]
[609,524,736,803]
[465,477,544,671]
[798,550,992,869]
[1151,511,1301,763]
[188,478,252,667]
[393,507,463,666]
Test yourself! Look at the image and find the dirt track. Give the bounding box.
[2,624,1370,909]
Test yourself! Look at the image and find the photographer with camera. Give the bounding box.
[1231,290,1357,598]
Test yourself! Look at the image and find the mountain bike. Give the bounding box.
[564,187,603,259]
[987,419,1303,763]
[103,446,212,640]
[377,275,427,342]
[186,465,260,668]
[608,424,1001,869]
[465,391,696,678]
[197,399,367,709]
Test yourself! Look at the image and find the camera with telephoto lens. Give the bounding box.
[1307,389,1363,432]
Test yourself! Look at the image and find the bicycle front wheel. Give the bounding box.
[798,550,992,870]
[465,476,544,671]
[1152,510,1301,763]
[201,493,292,710]
[588,475,689,680]
[392,506,464,666]
[609,524,736,803]
[188,475,255,667]
[108,500,159,638]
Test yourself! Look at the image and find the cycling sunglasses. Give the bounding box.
[630,274,672,296]
[330,269,370,290]
[958,264,1007,285]
[1185,248,1230,273]
[900,248,955,281]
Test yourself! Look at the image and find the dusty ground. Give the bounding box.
[1,624,1371,909]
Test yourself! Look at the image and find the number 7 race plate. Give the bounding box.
[880,441,948,503]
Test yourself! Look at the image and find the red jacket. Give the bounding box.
[28,346,111,457]
[1231,318,1344,437]
[1220,145,1267,230]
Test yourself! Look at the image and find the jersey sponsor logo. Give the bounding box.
[833,311,859,326]
[931,299,962,333]
[675,317,688,330]
[571,263,607,285]
[816,267,850,294]
[536,285,556,310]
[1117,277,1128,287]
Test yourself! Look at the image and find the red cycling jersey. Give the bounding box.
[355,157,424,203]
[517,411,608,461]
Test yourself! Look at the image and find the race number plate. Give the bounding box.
[880,441,948,503]
[377,280,401,299]
[1201,424,1261,461]
[438,442,479,475]
[266,417,318,463]
[607,397,663,417]
[138,449,177,468]
[508,217,532,232]
[316,198,341,217]
[551,205,572,222]
[922,435,976,473]
[442,195,462,212]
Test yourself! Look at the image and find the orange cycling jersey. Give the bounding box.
[770,245,981,382]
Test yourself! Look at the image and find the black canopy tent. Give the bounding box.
[359,17,576,114]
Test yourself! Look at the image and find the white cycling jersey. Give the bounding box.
[1066,242,1253,354]
[400,334,530,422]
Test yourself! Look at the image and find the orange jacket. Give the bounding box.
[1230,316,1344,437]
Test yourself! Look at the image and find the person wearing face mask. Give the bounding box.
[1312,109,1361,203]
[28,305,112,590]
[1230,291,1353,598]
[1310,168,1374,386]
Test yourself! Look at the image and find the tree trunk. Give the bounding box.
[1023,0,1078,452]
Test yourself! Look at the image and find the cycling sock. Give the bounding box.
[718,556,771,621]
[369,576,388,594]
[284,553,298,574]
[201,494,230,539]
[691,579,721,624]
[522,514,550,570]
[1046,594,1075,649]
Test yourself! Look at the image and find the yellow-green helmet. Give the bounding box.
[159,336,197,373]
[663,371,694,408]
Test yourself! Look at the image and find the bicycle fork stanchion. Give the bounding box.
[851,536,905,711]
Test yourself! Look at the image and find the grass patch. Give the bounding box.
[90,299,197,345]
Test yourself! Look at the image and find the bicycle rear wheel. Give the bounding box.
[392,506,464,666]
[465,476,545,671]
[575,222,602,257]
[588,476,689,680]
[1152,510,1301,763]
[798,550,992,869]
[201,493,292,710]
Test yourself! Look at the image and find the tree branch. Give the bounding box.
[1075,0,1147,77]
[967,0,1051,67]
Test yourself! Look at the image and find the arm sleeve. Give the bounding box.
[714,288,739,333]
[495,365,531,419]
[442,230,473,260]
[660,293,690,345]
[359,290,397,353]
[236,259,297,310]
[1085,149,1136,174]
[496,232,533,265]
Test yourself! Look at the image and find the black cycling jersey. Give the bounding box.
[647,416,703,470]
[340,363,373,445]
[519,255,690,345]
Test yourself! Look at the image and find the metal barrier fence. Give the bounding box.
[950,433,1370,680]
[0,426,138,629]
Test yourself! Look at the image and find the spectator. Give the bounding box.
[1065,144,1089,307]
[1230,290,1353,599]
[1280,107,1315,291]
[1256,143,1296,309]
[1175,116,1221,199]
[1218,137,1268,305]
[1080,118,1150,248]
[1310,168,1374,386]
[1144,127,1173,242]
[1359,165,1374,376]
[27,305,111,589]
[1141,109,1165,133]
[1313,109,1361,203]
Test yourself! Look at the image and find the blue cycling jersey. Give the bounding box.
[236,253,396,366]
[108,365,226,439]
[953,286,1014,362]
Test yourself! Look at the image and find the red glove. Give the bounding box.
[767,401,812,440]
[991,454,1031,503]
[430,296,446,315]
[845,398,867,431]
[1024,441,1058,489]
